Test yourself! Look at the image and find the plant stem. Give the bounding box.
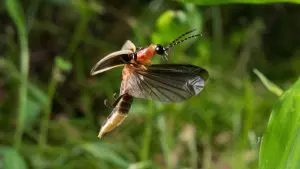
[66,11,91,58]
[67,9,93,122]
[140,101,153,161]
[38,67,59,151]
[75,52,93,123]
[211,6,223,63]
[14,29,29,150]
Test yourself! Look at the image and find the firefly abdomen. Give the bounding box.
[98,93,133,138]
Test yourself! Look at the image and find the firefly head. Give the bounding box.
[155,44,167,55]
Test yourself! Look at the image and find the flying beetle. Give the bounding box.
[90,29,209,138]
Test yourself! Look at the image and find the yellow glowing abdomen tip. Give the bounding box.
[97,111,128,139]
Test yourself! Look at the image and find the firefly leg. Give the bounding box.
[104,99,113,109]
[104,92,122,108]
[111,94,126,107]
[113,92,118,100]
[160,55,168,63]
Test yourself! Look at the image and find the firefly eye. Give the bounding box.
[155,44,165,55]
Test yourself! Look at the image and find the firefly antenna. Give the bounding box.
[165,33,202,51]
[166,29,196,48]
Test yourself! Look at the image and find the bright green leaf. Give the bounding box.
[156,10,176,31]
[0,58,47,128]
[28,83,48,106]
[128,161,153,169]
[46,0,71,5]
[81,142,129,168]
[6,0,30,149]
[177,0,300,5]
[152,6,201,46]
[5,0,26,33]
[25,98,42,126]
[55,57,72,72]
[254,68,283,96]
[0,146,28,169]
[185,4,202,31]
[259,77,300,169]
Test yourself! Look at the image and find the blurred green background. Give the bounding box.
[1,0,300,169]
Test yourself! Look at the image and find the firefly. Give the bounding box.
[91,30,209,138]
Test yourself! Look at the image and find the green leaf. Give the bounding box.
[25,98,42,126]
[177,0,300,5]
[128,161,154,169]
[0,146,28,169]
[81,142,129,168]
[6,0,30,149]
[0,58,47,128]
[6,0,26,33]
[152,10,187,44]
[152,5,202,48]
[46,0,71,5]
[156,10,176,31]
[259,77,300,169]
[28,83,48,106]
[55,57,72,72]
[253,68,283,96]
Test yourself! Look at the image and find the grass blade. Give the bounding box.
[253,68,283,96]
[81,142,130,168]
[0,146,28,169]
[177,0,300,5]
[6,0,29,150]
[38,57,72,151]
[259,77,300,169]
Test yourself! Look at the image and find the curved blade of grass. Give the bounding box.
[0,58,48,105]
[81,142,130,168]
[6,0,29,150]
[0,146,28,169]
[177,0,300,5]
[26,0,41,32]
[259,77,300,169]
[128,161,154,169]
[39,57,72,151]
[253,68,283,96]
[0,58,48,131]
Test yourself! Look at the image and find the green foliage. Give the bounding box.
[254,69,283,96]
[177,0,300,4]
[0,146,28,169]
[1,0,300,169]
[0,59,48,128]
[152,5,202,47]
[55,57,72,72]
[81,142,130,168]
[259,78,300,169]
[39,56,72,150]
[6,0,30,150]
[5,0,26,31]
